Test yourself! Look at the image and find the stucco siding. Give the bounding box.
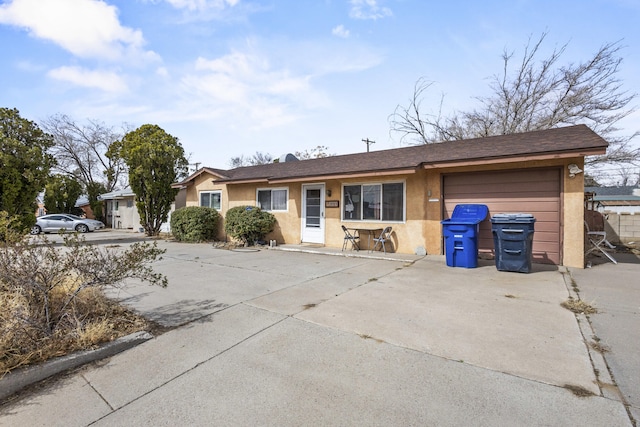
[178,156,587,267]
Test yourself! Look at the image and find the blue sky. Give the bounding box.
[1,0,639,173]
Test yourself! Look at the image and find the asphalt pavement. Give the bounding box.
[0,232,636,426]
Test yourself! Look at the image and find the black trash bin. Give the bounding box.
[491,214,536,273]
[441,204,488,268]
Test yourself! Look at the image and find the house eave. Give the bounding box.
[422,149,605,169]
[267,168,418,184]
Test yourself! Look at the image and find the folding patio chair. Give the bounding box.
[341,225,360,251]
[584,220,617,265]
[370,226,393,254]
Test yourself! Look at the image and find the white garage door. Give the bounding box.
[443,168,562,265]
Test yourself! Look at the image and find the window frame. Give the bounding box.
[256,187,289,212]
[199,190,222,211]
[341,181,406,223]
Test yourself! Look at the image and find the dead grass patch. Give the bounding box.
[561,297,597,315]
[0,283,148,377]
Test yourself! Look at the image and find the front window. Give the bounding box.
[200,191,222,210]
[343,182,404,222]
[257,188,288,211]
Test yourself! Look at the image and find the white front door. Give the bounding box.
[301,184,325,244]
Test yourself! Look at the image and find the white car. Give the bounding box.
[31,214,105,234]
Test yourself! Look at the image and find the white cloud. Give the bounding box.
[181,50,324,128]
[0,0,157,62]
[349,0,392,20]
[47,66,128,92]
[332,24,350,38]
[156,66,170,77]
[164,0,239,12]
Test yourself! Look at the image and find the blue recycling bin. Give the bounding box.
[491,214,536,273]
[441,204,489,268]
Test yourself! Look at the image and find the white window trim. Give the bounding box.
[199,190,222,211]
[256,187,289,212]
[341,181,406,223]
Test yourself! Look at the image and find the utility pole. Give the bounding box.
[189,162,201,173]
[362,138,375,152]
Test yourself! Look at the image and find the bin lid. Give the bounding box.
[443,204,489,224]
[490,213,536,223]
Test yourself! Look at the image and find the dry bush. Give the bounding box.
[0,233,165,376]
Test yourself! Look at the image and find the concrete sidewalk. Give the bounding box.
[0,243,632,426]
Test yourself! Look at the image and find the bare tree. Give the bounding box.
[229,151,273,168]
[389,33,639,174]
[42,114,129,192]
[615,166,640,186]
[295,145,334,159]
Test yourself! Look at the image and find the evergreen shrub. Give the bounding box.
[224,206,276,245]
[171,206,220,242]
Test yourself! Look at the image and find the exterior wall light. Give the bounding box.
[568,164,583,178]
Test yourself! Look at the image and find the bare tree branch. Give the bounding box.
[389,33,639,174]
[41,114,128,192]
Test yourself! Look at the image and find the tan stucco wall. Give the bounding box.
[317,174,427,253]
[226,183,302,244]
[181,159,587,267]
[180,173,229,239]
[562,158,585,268]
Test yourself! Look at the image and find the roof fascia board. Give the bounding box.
[267,168,417,184]
[217,178,270,185]
[422,149,606,169]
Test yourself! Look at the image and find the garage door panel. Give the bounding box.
[451,196,558,205]
[532,231,559,242]
[485,201,559,213]
[443,168,561,265]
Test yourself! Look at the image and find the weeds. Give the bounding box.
[589,340,610,353]
[0,231,166,376]
[561,297,597,314]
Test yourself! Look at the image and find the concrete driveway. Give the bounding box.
[0,238,634,426]
[571,252,640,425]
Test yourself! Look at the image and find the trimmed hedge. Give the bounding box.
[170,206,220,242]
[224,206,276,245]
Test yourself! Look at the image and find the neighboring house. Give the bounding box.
[173,125,608,268]
[585,186,640,214]
[99,187,173,233]
[585,186,640,245]
[74,195,95,219]
[99,188,139,230]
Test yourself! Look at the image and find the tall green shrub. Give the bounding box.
[224,206,276,245]
[109,124,188,236]
[0,108,55,233]
[171,206,220,242]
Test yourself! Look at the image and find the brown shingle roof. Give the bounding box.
[213,125,607,184]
